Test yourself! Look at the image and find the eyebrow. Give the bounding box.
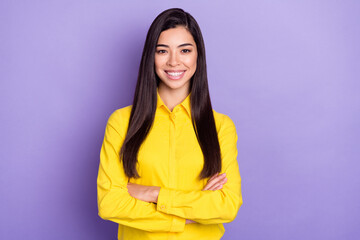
[156,43,194,48]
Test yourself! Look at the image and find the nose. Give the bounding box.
[167,51,179,67]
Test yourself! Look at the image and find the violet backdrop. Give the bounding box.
[1,0,359,239]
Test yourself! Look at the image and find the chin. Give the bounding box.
[165,83,188,91]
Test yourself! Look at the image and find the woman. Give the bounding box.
[97,8,242,240]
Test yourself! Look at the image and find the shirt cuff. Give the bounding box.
[170,215,186,232]
[157,187,173,214]
[157,187,185,232]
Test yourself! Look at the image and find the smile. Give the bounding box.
[165,71,186,80]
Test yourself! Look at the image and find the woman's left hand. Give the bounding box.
[127,182,160,203]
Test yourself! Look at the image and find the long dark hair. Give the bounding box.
[120,8,221,180]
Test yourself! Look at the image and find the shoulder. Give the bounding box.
[109,105,132,122]
[212,109,237,137]
[106,105,133,136]
[212,109,236,131]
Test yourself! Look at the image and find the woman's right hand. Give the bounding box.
[202,172,227,191]
[185,173,227,224]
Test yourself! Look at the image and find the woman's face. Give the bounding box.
[155,26,197,94]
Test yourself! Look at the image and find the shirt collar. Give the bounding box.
[156,89,191,116]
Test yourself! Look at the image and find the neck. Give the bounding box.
[158,84,190,112]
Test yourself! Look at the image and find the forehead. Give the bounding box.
[157,26,196,45]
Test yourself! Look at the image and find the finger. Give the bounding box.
[203,179,220,190]
[209,173,226,184]
[203,173,226,190]
[209,173,220,181]
[207,177,227,191]
[208,183,222,191]
[218,178,227,188]
[207,184,219,191]
[203,175,225,190]
[213,184,224,191]
[217,184,224,190]
[203,174,219,190]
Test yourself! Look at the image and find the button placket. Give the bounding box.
[168,112,176,190]
[170,112,176,121]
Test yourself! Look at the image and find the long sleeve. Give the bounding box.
[97,110,186,232]
[156,115,242,224]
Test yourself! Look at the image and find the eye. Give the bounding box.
[156,49,167,54]
[181,49,191,53]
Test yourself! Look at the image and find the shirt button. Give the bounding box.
[160,205,166,209]
[170,113,176,120]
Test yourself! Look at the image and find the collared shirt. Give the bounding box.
[97,90,242,240]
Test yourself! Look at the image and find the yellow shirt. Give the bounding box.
[97,91,242,240]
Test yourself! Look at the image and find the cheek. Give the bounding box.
[189,56,197,71]
[183,56,197,69]
[154,56,166,69]
[154,59,167,80]
[154,57,160,70]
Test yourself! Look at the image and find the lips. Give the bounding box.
[165,70,186,80]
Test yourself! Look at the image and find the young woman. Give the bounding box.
[97,8,242,240]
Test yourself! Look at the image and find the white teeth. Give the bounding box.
[167,71,184,76]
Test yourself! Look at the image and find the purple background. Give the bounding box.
[1,0,359,239]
